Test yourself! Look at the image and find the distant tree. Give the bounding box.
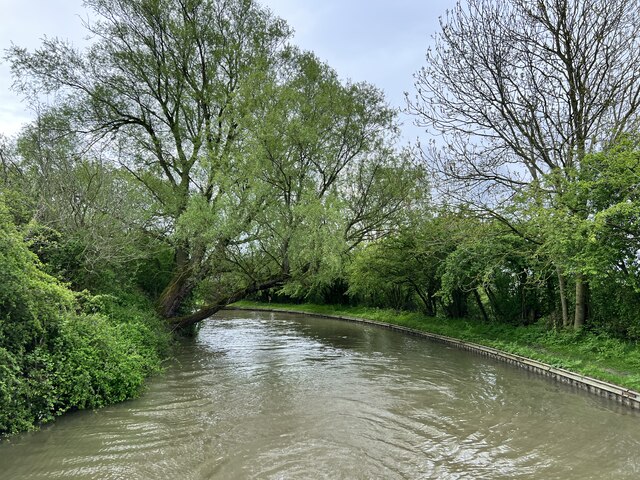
[409,0,640,328]
[348,213,454,316]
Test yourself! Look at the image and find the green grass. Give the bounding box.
[233,301,640,392]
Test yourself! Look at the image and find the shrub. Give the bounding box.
[0,202,170,437]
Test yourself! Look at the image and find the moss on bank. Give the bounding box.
[233,301,640,392]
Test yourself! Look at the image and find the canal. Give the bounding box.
[1,310,639,479]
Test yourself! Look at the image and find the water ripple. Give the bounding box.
[1,310,640,479]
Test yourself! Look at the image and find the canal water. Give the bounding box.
[1,310,639,479]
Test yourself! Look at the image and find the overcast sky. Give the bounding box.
[0,0,456,143]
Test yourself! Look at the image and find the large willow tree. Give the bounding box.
[9,0,419,327]
[409,0,640,328]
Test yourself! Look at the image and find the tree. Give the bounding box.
[529,136,640,335]
[438,216,553,324]
[409,0,640,328]
[9,0,416,327]
[347,231,440,314]
[347,212,456,316]
[0,108,162,289]
[165,50,422,329]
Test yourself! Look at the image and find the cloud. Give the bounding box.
[0,0,87,136]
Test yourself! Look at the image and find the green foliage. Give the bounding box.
[348,210,551,324]
[9,2,422,323]
[347,137,640,336]
[347,219,447,314]
[0,202,169,437]
[348,239,419,311]
[517,137,640,334]
[133,244,176,299]
[0,203,74,351]
[52,309,167,410]
[1,107,169,292]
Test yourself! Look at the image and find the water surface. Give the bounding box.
[1,310,639,479]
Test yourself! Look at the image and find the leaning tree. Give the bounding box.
[9,0,421,327]
[409,0,640,328]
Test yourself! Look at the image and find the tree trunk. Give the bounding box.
[574,273,588,329]
[158,273,194,318]
[158,247,194,318]
[519,270,532,324]
[411,282,434,316]
[484,285,502,320]
[169,276,287,330]
[446,288,468,318]
[428,287,438,317]
[556,266,570,328]
[472,288,490,322]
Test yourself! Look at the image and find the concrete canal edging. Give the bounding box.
[226,306,640,410]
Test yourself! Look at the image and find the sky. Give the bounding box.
[0,0,456,143]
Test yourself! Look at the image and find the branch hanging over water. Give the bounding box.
[169,276,287,330]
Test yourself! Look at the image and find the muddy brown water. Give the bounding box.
[1,310,639,479]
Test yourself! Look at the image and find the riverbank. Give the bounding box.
[233,301,640,394]
[0,290,171,438]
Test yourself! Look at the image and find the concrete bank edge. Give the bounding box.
[226,306,640,410]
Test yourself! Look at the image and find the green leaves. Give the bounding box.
[0,201,169,437]
[7,0,419,322]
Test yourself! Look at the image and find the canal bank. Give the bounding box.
[229,304,640,410]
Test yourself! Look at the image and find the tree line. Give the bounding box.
[401,0,640,335]
[5,0,421,329]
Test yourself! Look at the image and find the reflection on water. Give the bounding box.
[1,310,639,479]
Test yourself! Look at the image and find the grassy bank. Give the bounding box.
[234,301,640,392]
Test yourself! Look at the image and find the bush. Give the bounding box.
[0,203,170,437]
